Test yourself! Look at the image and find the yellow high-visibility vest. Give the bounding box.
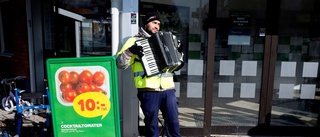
[117,37,175,90]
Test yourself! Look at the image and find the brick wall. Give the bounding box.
[0,0,29,79]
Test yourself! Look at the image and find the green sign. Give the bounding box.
[46,56,121,137]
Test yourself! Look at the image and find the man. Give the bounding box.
[116,12,182,137]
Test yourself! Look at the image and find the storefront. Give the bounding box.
[0,0,319,136]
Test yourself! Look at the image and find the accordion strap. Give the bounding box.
[134,71,145,77]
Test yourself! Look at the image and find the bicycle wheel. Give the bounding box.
[1,97,6,109]
[21,100,33,117]
[2,97,14,112]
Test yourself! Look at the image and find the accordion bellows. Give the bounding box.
[135,31,182,77]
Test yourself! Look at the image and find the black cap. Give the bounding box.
[143,12,161,25]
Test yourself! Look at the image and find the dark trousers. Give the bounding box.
[138,89,181,137]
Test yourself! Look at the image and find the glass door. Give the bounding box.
[270,0,319,131]
[211,0,267,134]
[209,0,320,136]
[139,0,210,136]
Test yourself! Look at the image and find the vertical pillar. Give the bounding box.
[116,0,139,136]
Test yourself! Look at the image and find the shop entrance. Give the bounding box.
[209,0,268,134]
[206,0,320,136]
[138,0,320,136]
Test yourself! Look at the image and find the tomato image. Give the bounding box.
[72,83,78,90]
[76,82,90,94]
[88,82,98,91]
[79,70,93,83]
[95,87,105,94]
[58,71,71,84]
[60,83,73,93]
[63,89,77,102]
[70,71,79,84]
[93,71,105,86]
[57,68,109,104]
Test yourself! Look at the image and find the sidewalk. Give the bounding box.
[0,108,49,137]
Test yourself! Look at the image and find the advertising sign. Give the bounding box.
[46,56,120,137]
[131,13,137,24]
[228,28,251,45]
[230,11,251,27]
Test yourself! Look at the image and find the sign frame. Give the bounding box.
[46,56,121,137]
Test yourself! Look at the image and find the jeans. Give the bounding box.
[138,89,181,137]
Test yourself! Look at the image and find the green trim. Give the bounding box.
[188,51,201,59]
[278,36,290,45]
[189,34,201,42]
[253,53,263,60]
[277,53,289,61]
[231,52,241,60]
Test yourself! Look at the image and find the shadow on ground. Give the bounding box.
[0,113,53,137]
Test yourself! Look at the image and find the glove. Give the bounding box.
[174,61,185,71]
[178,46,183,53]
[172,61,184,72]
[128,45,144,57]
[177,40,183,53]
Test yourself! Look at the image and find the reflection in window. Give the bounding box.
[0,1,14,57]
[58,0,112,56]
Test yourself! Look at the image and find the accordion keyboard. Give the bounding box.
[136,39,160,76]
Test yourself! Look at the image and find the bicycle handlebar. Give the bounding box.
[1,76,27,84]
[15,76,27,80]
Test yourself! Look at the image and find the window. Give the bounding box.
[53,0,112,57]
[0,1,14,57]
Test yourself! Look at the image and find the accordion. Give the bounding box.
[135,31,182,77]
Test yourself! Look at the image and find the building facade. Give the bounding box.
[0,0,319,136]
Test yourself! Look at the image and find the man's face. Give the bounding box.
[145,20,160,34]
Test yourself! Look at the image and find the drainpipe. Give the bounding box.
[75,21,81,57]
[111,0,120,56]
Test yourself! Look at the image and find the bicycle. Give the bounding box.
[15,79,52,136]
[1,76,33,117]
